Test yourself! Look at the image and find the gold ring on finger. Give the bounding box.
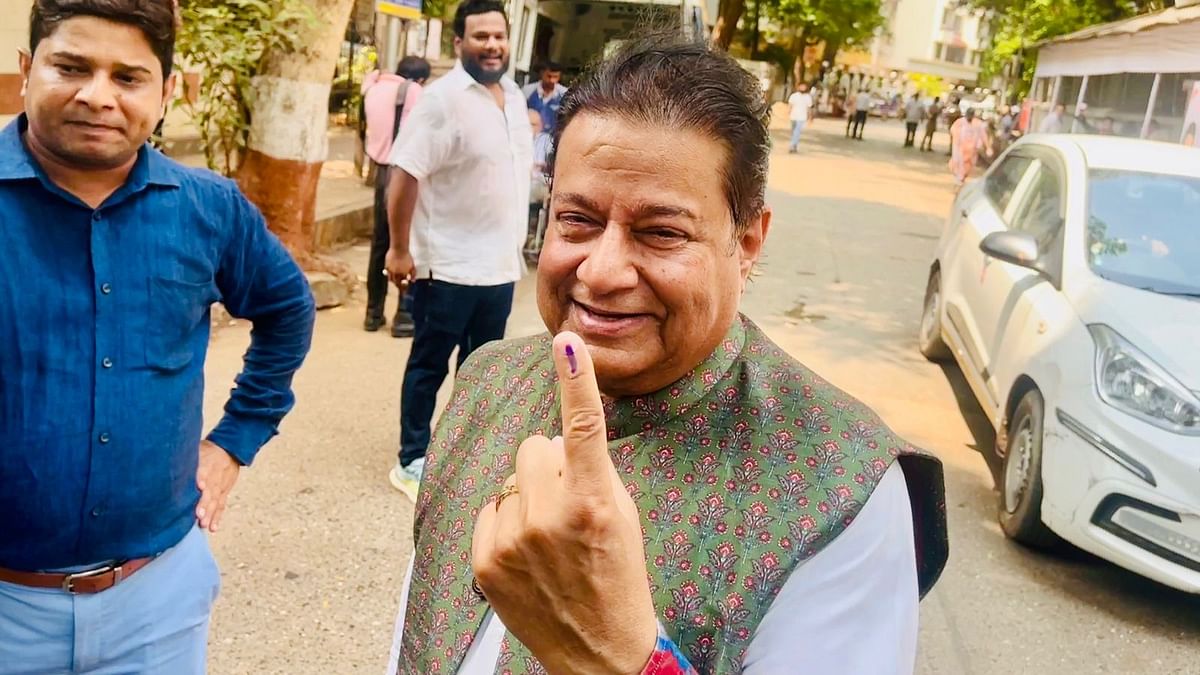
[492,483,519,509]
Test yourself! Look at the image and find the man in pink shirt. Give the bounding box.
[362,57,430,336]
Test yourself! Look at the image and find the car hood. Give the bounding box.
[1072,276,1200,391]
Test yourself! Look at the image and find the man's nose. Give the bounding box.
[575,226,638,294]
[75,73,118,110]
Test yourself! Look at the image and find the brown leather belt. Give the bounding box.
[0,558,154,594]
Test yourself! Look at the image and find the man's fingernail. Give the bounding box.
[197,508,206,518]
[564,343,578,375]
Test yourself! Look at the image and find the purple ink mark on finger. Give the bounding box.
[565,343,578,375]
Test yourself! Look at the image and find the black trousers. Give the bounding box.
[398,279,514,466]
[905,122,919,146]
[852,111,868,139]
[366,163,413,321]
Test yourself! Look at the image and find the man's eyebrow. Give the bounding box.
[554,191,699,221]
[49,51,153,75]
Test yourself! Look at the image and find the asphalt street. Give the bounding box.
[202,116,1200,674]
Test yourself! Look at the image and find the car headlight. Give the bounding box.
[1089,324,1200,436]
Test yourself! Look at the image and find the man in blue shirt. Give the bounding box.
[0,1,315,672]
[522,61,567,134]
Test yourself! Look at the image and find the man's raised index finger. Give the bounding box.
[552,332,612,484]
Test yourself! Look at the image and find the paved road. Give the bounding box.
[203,116,1200,674]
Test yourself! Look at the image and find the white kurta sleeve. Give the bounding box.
[742,463,919,675]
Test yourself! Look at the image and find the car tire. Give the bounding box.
[998,388,1058,548]
[919,270,952,362]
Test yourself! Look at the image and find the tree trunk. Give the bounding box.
[791,27,810,85]
[711,0,746,51]
[236,0,357,263]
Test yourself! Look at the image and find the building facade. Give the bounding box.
[869,0,991,85]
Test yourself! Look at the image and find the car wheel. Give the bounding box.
[998,388,1058,548]
[919,270,952,362]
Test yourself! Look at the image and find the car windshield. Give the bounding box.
[1086,169,1200,297]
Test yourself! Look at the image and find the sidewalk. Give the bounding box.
[172,127,374,251]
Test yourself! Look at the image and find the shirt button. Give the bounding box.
[92,212,102,222]
[98,432,111,444]
[100,283,112,295]
[101,357,113,369]
[91,506,103,517]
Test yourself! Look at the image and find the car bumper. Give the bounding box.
[1046,407,1200,593]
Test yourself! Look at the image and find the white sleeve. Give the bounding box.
[385,558,416,675]
[742,463,918,675]
[388,90,454,180]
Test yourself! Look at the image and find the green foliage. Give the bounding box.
[332,45,378,126]
[174,0,315,175]
[766,0,885,55]
[968,0,1168,98]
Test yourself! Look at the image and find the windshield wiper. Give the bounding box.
[1139,287,1200,299]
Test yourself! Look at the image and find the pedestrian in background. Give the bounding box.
[852,89,871,140]
[787,81,814,153]
[944,98,962,156]
[1038,102,1067,133]
[522,61,567,134]
[845,89,857,137]
[362,56,430,336]
[903,94,924,148]
[527,108,552,253]
[921,96,943,152]
[0,1,315,671]
[948,108,989,187]
[384,0,533,500]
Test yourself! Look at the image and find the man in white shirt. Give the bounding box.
[903,94,925,148]
[786,82,814,153]
[384,0,533,500]
[1039,102,1067,134]
[852,89,872,140]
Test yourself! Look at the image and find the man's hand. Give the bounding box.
[384,248,415,289]
[196,439,241,533]
[471,332,658,675]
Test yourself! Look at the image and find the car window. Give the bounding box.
[985,155,1035,217]
[1087,169,1200,296]
[1009,160,1065,251]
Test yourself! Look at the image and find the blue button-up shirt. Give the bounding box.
[0,117,315,571]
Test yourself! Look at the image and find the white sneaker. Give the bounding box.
[389,458,425,501]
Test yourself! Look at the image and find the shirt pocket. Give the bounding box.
[145,277,217,371]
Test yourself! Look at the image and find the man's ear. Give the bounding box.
[18,49,31,96]
[453,36,463,59]
[737,206,772,290]
[160,71,178,119]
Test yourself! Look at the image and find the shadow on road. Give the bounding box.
[937,362,1000,484]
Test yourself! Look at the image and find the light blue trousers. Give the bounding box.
[0,526,219,675]
[789,120,807,150]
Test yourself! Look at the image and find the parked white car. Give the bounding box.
[920,135,1200,593]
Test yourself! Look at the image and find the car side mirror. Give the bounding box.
[980,231,1045,275]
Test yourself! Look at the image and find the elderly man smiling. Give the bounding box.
[389,32,948,675]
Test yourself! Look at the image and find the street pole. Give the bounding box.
[385,15,403,71]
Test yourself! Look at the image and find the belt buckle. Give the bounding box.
[61,563,121,593]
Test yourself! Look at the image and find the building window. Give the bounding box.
[945,45,967,64]
[933,42,945,60]
[1152,72,1200,141]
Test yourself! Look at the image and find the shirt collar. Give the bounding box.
[449,61,518,97]
[0,114,181,189]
